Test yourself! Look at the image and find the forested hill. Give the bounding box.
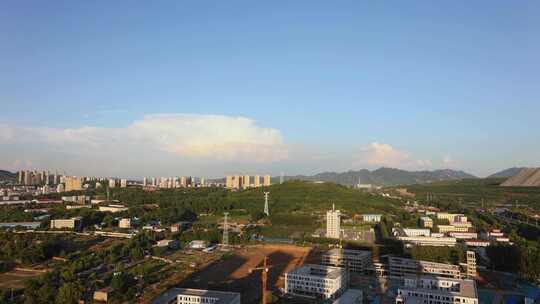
[283,168,476,187]
[0,170,16,181]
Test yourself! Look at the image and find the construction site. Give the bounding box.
[176,244,321,303]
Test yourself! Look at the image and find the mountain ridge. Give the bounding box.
[487,167,526,178]
[283,167,476,187]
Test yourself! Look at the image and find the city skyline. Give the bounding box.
[1,1,539,177]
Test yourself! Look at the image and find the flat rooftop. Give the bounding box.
[287,264,344,280]
[332,288,363,304]
[325,248,372,257]
[151,288,240,304]
[400,276,477,299]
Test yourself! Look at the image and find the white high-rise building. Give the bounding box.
[326,204,341,239]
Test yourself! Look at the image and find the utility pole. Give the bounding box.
[223,212,229,249]
[264,192,270,216]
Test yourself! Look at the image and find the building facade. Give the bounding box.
[151,288,241,304]
[326,204,341,239]
[395,276,478,304]
[321,249,373,274]
[285,264,348,300]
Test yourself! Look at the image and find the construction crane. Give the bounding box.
[249,256,270,304]
[249,256,303,304]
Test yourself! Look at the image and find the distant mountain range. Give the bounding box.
[501,168,540,187]
[487,167,526,178]
[283,167,476,187]
[0,170,16,181]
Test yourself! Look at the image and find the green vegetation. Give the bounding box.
[487,240,540,282]
[409,246,465,264]
[404,178,540,208]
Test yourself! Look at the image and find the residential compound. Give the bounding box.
[321,249,373,274]
[225,175,271,189]
[284,264,348,300]
[326,204,341,239]
[395,276,479,304]
[151,288,241,304]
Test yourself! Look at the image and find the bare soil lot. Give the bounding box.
[179,244,321,303]
[0,269,44,289]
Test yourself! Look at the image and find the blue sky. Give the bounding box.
[1,1,539,178]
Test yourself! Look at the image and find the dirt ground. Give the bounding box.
[179,244,321,303]
[0,269,44,289]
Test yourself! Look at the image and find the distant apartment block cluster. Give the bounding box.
[141,176,205,189]
[225,175,271,189]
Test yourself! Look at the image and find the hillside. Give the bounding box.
[403,178,540,207]
[501,168,540,187]
[488,167,525,178]
[284,168,476,186]
[0,170,16,181]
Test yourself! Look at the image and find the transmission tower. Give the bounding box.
[223,212,229,248]
[264,192,270,216]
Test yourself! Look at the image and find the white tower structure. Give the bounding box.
[326,204,341,239]
[223,212,229,248]
[264,192,270,216]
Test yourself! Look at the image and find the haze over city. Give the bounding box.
[1,1,539,178]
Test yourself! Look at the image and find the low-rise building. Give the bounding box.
[388,256,462,279]
[420,216,433,228]
[321,249,373,274]
[98,204,128,213]
[156,239,180,249]
[438,224,470,233]
[362,214,382,222]
[170,221,192,233]
[50,217,82,230]
[395,276,478,304]
[449,232,478,239]
[396,236,457,247]
[118,218,131,229]
[189,240,207,249]
[392,227,431,237]
[285,264,348,300]
[0,222,41,230]
[151,288,241,304]
[93,287,113,303]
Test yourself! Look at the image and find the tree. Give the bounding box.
[55,282,82,304]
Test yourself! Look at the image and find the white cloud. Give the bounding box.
[1,114,288,165]
[442,155,458,168]
[353,142,432,170]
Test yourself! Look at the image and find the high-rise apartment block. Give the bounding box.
[326,204,341,239]
[263,175,271,186]
[64,176,83,192]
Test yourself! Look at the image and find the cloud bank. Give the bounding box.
[0,114,288,175]
[353,142,432,170]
